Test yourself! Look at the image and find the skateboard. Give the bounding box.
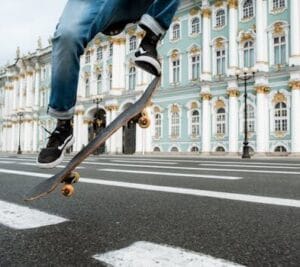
[25,76,160,201]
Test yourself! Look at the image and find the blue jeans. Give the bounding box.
[48,0,179,119]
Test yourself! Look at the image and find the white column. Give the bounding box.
[201,88,212,153]
[26,73,33,108]
[77,112,84,150]
[256,0,269,72]
[74,114,79,151]
[290,81,300,152]
[111,38,126,93]
[201,7,212,81]
[32,119,38,152]
[227,86,239,152]
[13,78,19,110]
[105,109,112,153]
[255,85,270,153]
[109,107,118,153]
[228,0,238,75]
[19,75,24,109]
[34,69,40,107]
[83,120,89,147]
[290,0,300,66]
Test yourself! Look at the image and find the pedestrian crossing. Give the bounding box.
[0,155,299,266]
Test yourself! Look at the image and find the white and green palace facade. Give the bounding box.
[1,0,300,155]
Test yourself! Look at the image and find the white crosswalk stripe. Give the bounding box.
[94,241,244,267]
[0,199,67,229]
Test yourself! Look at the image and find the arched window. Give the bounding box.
[216,107,226,134]
[129,36,137,51]
[216,47,226,75]
[274,35,286,65]
[273,0,285,10]
[171,111,180,138]
[191,54,200,80]
[274,102,287,132]
[191,110,200,136]
[215,9,225,27]
[243,0,254,19]
[85,78,90,96]
[274,145,287,152]
[191,17,200,34]
[243,41,254,68]
[216,146,225,152]
[153,147,161,152]
[172,23,180,40]
[85,51,91,64]
[97,74,102,94]
[191,146,199,152]
[97,47,103,61]
[155,113,162,139]
[172,56,180,83]
[109,43,113,57]
[171,147,179,152]
[128,67,136,90]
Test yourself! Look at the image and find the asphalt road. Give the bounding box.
[0,154,299,266]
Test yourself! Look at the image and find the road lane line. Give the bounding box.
[82,162,300,175]
[198,163,300,169]
[0,199,67,229]
[93,241,244,267]
[19,162,85,169]
[0,161,15,164]
[0,168,299,208]
[100,168,242,180]
[110,159,177,165]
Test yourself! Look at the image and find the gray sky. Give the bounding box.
[0,0,67,66]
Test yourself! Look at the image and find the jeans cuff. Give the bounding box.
[47,106,75,120]
[139,14,166,37]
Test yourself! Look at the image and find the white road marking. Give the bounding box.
[84,162,300,175]
[93,241,243,267]
[0,199,67,229]
[100,168,242,180]
[0,168,298,208]
[199,163,300,169]
[19,162,85,169]
[0,161,14,164]
[110,159,177,165]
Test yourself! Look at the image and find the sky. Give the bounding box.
[0,0,67,67]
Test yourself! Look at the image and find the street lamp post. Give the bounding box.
[17,112,24,154]
[236,67,256,159]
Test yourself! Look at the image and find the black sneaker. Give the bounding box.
[37,120,74,168]
[134,25,161,76]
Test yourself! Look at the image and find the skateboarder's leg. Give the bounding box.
[134,0,180,76]
[38,0,127,168]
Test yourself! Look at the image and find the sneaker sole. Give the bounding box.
[36,135,75,169]
[133,55,161,76]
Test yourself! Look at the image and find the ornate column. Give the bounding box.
[32,116,38,152]
[255,84,270,153]
[13,77,19,110]
[111,37,126,94]
[228,0,238,75]
[289,80,300,152]
[201,87,212,153]
[19,74,25,110]
[201,7,212,81]
[256,0,269,72]
[34,66,40,108]
[23,115,32,152]
[73,114,79,151]
[105,104,120,153]
[290,0,300,66]
[227,85,240,153]
[26,71,33,109]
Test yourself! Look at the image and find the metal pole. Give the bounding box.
[242,75,250,158]
[17,113,23,154]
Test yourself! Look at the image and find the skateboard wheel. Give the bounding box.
[61,184,74,197]
[70,171,80,183]
[138,116,150,128]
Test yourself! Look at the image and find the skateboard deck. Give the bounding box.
[25,76,161,201]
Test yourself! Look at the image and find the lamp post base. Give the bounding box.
[17,146,22,155]
[242,144,251,159]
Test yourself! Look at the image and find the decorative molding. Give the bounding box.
[171,104,179,113]
[189,7,200,16]
[214,99,225,109]
[227,88,240,97]
[255,85,270,94]
[201,92,212,101]
[105,105,119,111]
[272,92,287,104]
[112,38,126,45]
[288,81,300,90]
[228,0,238,9]
[202,8,212,18]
